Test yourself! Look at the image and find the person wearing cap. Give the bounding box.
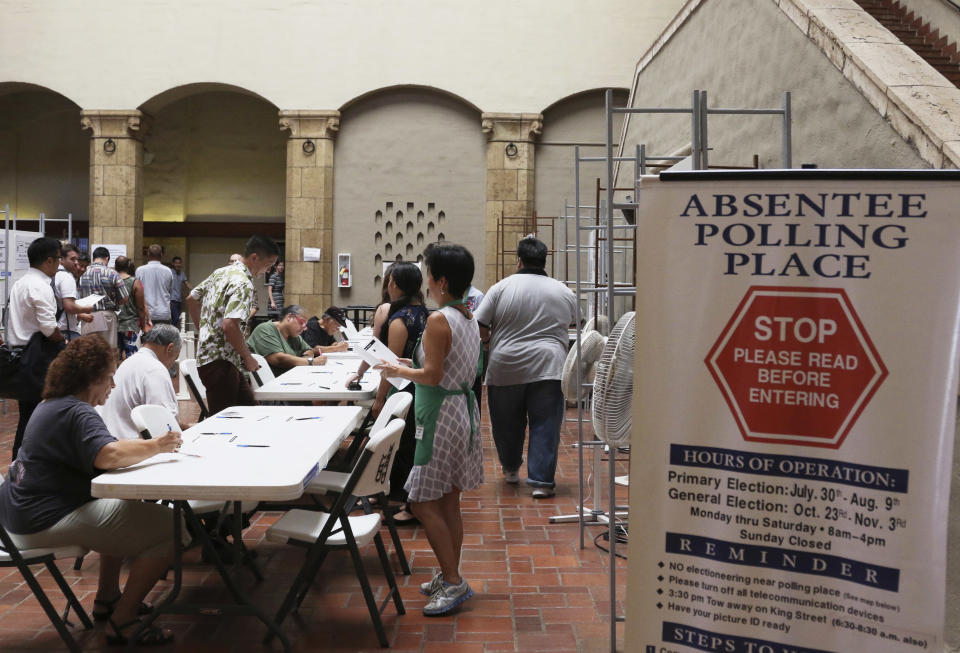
[302,306,350,352]
[247,305,331,377]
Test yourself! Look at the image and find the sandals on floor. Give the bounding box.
[391,504,419,525]
[92,595,153,621]
[106,617,174,647]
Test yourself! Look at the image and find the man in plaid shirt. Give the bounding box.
[78,246,129,351]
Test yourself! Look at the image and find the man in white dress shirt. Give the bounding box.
[6,237,65,458]
[98,324,186,439]
[136,244,176,326]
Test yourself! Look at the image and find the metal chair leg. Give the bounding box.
[372,533,405,615]
[45,559,93,629]
[346,535,390,648]
[380,501,411,575]
[17,559,82,652]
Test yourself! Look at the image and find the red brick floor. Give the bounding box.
[0,396,628,652]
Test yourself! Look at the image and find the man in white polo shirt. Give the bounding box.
[475,236,577,499]
[54,243,94,341]
[136,244,176,326]
[98,324,186,439]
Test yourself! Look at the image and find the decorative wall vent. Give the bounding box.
[372,201,446,290]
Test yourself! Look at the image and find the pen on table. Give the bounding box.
[316,385,330,390]
[199,432,232,435]
[236,444,270,448]
[280,382,303,385]
[217,416,243,419]
[294,416,320,420]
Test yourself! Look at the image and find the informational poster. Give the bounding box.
[627,171,960,653]
[91,243,127,267]
[14,234,33,269]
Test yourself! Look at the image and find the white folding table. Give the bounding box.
[254,363,380,402]
[91,405,363,652]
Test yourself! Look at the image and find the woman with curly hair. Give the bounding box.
[0,335,183,646]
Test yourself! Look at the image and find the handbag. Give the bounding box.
[0,332,64,401]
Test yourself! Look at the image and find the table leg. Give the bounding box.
[232,500,263,581]
[138,501,292,652]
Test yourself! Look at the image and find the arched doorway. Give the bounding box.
[139,84,285,308]
[334,86,485,305]
[0,82,87,240]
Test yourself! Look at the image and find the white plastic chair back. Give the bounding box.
[180,358,206,399]
[368,391,412,438]
[249,353,275,388]
[131,404,179,439]
[351,418,404,499]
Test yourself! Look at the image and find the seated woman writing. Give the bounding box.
[0,335,183,646]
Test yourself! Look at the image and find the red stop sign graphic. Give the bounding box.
[705,286,887,448]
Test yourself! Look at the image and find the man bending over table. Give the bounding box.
[186,235,279,414]
[98,324,190,439]
[247,304,331,377]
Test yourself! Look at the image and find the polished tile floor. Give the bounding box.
[0,396,628,652]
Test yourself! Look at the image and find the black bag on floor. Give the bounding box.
[0,332,64,401]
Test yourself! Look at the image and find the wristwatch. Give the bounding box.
[307,356,314,366]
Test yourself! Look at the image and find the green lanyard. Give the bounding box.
[440,298,468,308]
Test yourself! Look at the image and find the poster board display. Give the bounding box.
[627,170,960,653]
[0,229,44,326]
[90,243,127,268]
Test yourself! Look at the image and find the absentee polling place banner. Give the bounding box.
[626,170,960,653]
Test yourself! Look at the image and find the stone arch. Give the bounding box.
[138,82,277,115]
[138,83,285,306]
[333,86,485,305]
[0,82,87,235]
[338,84,481,114]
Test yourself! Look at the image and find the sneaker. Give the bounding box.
[532,487,555,499]
[423,579,474,616]
[503,469,519,484]
[420,570,443,596]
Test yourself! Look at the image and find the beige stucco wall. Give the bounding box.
[0,91,88,222]
[619,0,927,172]
[0,0,685,114]
[332,89,485,306]
[145,92,285,223]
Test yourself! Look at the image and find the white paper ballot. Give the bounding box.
[339,319,359,340]
[357,337,411,390]
[74,294,104,309]
[87,311,109,332]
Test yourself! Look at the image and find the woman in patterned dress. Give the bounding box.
[377,244,483,616]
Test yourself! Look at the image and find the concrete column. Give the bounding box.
[81,110,149,261]
[279,110,339,317]
[481,112,542,284]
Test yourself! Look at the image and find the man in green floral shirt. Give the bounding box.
[186,235,280,413]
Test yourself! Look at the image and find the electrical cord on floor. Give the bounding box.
[593,522,628,559]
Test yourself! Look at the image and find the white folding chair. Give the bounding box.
[305,392,413,574]
[131,405,260,574]
[0,477,93,652]
[265,418,406,648]
[179,358,210,419]
[248,353,275,389]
